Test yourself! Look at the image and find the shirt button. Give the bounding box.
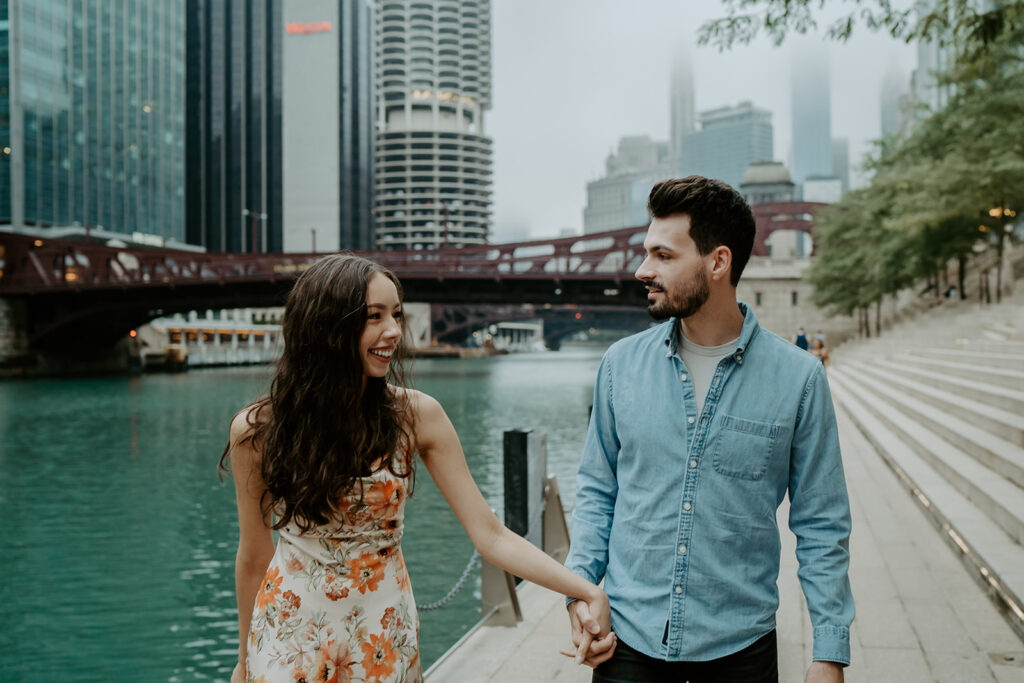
[689,460,697,468]
[680,373,688,381]
[687,416,695,424]
[675,585,683,594]
[679,544,687,554]
[683,502,691,511]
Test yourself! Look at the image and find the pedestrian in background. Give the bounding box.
[794,327,809,350]
[811,336,831,367]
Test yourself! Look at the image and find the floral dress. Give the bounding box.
[246,463,421,683]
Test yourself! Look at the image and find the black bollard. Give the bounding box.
[503,428,545,550]
[503,429,531,537]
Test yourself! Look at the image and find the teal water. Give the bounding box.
[0,346,606,681]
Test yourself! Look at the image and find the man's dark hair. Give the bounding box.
[647,176,756,286]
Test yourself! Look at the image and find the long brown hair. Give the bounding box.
[220,254,414,531]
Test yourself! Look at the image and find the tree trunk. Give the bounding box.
[958,253,967,300]
[875,299,881,336]
[996,236,1005,304]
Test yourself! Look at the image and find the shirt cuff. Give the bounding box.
[812,625,851,666]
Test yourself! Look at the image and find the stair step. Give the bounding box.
[828,372,1024,637]
[843,360,1024,485]
[908,347,1024,372]
[895,352,1024,391]
[872,357,1024,414]
[829,367,1024,547]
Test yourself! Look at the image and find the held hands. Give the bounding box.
[231,662,245,683]
[559,592,617,667]
[805,661,844,683]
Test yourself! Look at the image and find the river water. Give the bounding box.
[0,345,608,681]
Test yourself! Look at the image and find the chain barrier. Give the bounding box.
[416,485,549,612]
[416,550,480,611]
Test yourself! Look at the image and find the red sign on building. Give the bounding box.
[286,21,332,35]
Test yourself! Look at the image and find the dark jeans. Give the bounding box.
[592,630,778,683]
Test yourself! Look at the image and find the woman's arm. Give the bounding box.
[409,391,611,651]
[227,410,276,682]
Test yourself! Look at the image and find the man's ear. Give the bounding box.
[708,245,733,283]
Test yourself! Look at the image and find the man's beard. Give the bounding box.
[647,267,710,321]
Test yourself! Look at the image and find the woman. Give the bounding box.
[810,336,830,367]
[223,255,610,683]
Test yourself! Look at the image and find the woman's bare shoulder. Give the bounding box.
[229,402,269,446]
[396,386,446,420]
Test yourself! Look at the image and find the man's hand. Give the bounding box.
[805,661,844,683]
[559,599,617,667]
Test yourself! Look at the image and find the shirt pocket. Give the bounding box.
[711,415,779,481]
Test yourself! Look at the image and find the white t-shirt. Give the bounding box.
[680,333,740,415]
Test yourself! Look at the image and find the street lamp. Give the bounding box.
[242,209,268,254]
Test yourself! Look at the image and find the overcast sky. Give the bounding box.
[487,0,918,241]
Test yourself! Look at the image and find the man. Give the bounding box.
[794,327,809,350]
[564,177,854,682]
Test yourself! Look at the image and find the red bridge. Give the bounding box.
[0,227,650,348]
[0,202,817,349]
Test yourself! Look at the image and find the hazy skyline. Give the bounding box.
[487,0,918,241]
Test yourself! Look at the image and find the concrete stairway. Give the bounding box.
[828,290,1024,640]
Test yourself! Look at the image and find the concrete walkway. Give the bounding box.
[427,401,1024,682]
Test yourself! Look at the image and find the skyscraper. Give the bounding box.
[669,45,695,163]
[679,102,774,190]
[374,0,494,250]
[912,0,952,115]
[831,138,849,194]
[186,0,284,253]
[281,0,376,252]
[880,60,909,138]
[790,42,833,187]
[1,0,187,244]
[583,135,670,234]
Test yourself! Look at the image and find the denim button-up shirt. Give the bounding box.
[566,303,854,664]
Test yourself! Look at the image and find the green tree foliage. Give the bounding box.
[698,0,1022,50]
[703,0,1024,320]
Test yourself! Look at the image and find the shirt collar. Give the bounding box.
[662,301,760,364]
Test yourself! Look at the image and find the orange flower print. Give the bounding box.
[309,638,354,683]
[334,640,355,683]
[363,480,402,518]
[279,590,301,619]
[325,585,350,602]
[255,567,283,611]
[394,552,411,592]
[286,554,305,574]
[361,633,398,682]
[324,572,351,602]
[347,552,386,594]
[290,665,311,683]
[380,606,397,630]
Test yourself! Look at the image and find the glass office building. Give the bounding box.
[280,0,375,253]
[1,0,186,244]
[185,0,283,253]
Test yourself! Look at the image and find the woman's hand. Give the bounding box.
[560,589,617,667]
[231,661,245,683]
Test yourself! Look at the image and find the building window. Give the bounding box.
[791,291,799,306]
[755,292,762,306]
